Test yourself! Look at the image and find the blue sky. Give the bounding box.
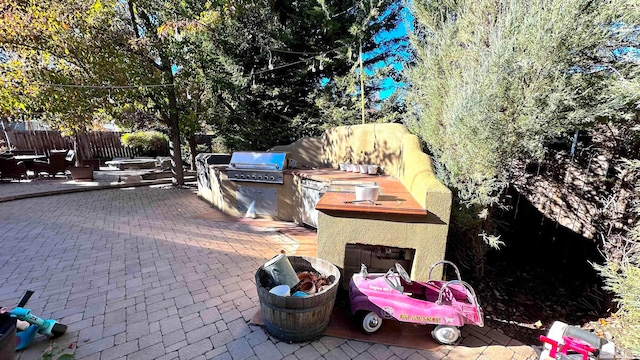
[318,6,412,100]
[366,6,412,100]
[613,47,640,62]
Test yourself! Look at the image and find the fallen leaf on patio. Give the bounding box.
[534,320,542,329]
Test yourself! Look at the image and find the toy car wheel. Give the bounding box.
[358,311,382,334]
[431,325,460,345]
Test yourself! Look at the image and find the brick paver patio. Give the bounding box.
[0,186,538,360]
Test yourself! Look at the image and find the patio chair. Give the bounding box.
[0,157,27,181]
[65,150,75,166]
[33,150,69,177]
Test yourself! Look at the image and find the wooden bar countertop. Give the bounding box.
[288,168,427,216]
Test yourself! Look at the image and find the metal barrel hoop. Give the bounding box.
[428,260,462,282]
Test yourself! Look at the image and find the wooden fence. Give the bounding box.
[77,131,138,160]
[1,129,73,154]
[0,130,165,161]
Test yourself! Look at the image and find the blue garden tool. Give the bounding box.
[10,290,67,350]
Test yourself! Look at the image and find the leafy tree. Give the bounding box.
[2,0,406,180]
[0,0,196,183]
[111,0,193,184]
[0,0,137,162]
[309,1,409,130]
[172,0,406,151]
[405,0,640,276]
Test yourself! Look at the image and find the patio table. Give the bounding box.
[11,155,48,171]
[12,155,48,161]
[105,158,157,170]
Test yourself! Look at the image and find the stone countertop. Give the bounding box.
[105,158,158,170]
[206,166,426,215]
[290,168,427,216]
[285,167,383,182]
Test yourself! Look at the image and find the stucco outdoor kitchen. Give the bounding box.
[196,123,452,282]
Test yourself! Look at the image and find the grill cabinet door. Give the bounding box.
[236,185,278,216]
[301,180,324,228]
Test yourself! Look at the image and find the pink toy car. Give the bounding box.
[349,260,484,344]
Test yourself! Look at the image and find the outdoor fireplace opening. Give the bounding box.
[343,244,415,286]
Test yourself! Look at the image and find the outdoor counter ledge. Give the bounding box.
[289,168,427,216]
[316,180,427,215]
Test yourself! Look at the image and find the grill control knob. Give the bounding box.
[270,176,275,181]
[234,174,239,178]
[252,175,257,179]
[258,176,262,180]
[240,174,245,178]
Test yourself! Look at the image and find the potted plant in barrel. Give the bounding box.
[67,161,93,180]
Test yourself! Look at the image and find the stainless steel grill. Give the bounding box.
[226,151,289,184]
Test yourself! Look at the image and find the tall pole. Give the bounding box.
[1,119,12,150]
[359,40,365,125]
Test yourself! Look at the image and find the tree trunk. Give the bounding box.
[1,119,12,151]
[73,135,79,167]
[128,3,184,185]
[167,85,184,186]
[188,133,197,171]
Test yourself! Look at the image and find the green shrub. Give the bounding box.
[211,137,229,154]
[121,131,168,157]
[195,144,208,153]
[594,259,640,356]
[180,144,192,166]
[594,159,640,357]
[405,0,640,278]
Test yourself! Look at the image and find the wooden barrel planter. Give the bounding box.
[80,159,100,171]
[68,165,94,180]
[255,256,341,342]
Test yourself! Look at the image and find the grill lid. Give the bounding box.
[229,151,288,171]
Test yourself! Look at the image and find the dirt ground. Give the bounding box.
[476,257,615,349]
